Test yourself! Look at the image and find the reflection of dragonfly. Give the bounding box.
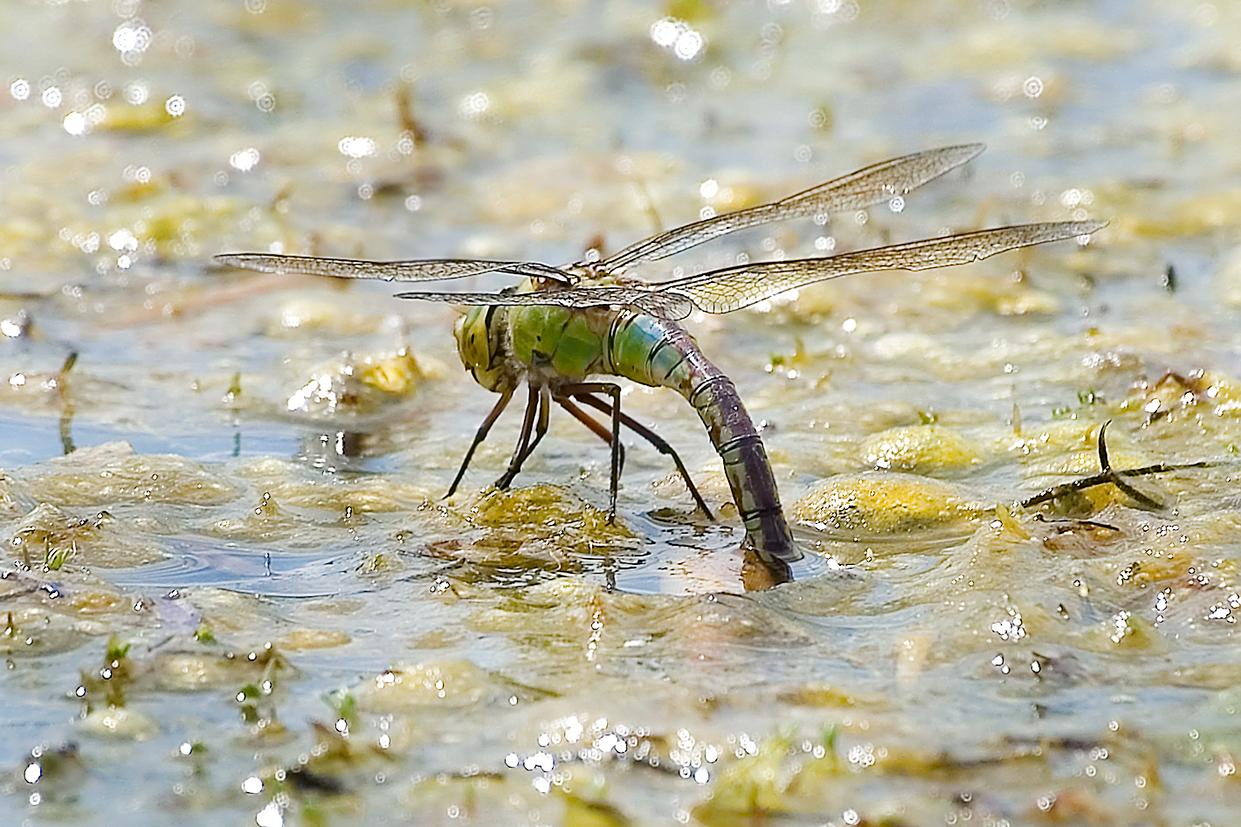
[217,144,1103,582]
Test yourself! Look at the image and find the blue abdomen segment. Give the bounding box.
[607,313,798,564]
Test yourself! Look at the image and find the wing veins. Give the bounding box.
[214,253,575,284]
[392,287,693,319]
[654,220,1105,315]
[599,143,985,272]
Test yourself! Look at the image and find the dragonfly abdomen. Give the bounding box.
[606,313,798,565]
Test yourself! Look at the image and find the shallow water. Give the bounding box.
[4,0,1241,824]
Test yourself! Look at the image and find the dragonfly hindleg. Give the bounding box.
[555,394,628,477]
[566,390,714,519]
[556,382,623,521]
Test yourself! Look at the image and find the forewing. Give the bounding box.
[600,143,985,271]
[393,286,694,319]
[660,220,1104,314]
[214,253,576,284]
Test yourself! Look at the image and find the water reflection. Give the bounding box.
[293,418,423,473]
[106,539,367,598]
[296,430,375,473]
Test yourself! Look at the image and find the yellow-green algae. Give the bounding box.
[793,472,983,534]
[14,442,237,508]
[860,424,985,473]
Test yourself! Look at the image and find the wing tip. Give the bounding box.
[953,141,987,159]
[214,253,270,272]
[1073,219,1108,236]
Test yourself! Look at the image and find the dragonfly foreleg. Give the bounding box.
[446,386,515,498]
[494,384,549,491]
[567,391,714,520]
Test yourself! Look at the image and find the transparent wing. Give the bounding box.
[393,286,695,320]
[214,253,577,285]
[657,220,1105,315]
[600,143,985,272]
[215,144,986,287]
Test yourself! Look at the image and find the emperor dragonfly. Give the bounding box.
[217,144,1103,583]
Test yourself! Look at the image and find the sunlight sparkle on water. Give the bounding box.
[458,91,490,119]
[1059,187,1094,208]
[109,229,138,252]
[63,112,88,136]
[122,164,151,185]
[990,609,1026,641]
[10,78,30,101]
[24,761,41,783]
[650,18,705,61]
[255,800,283,827]
[338,136,376,159]
[247,81,276,112]
[113,19,152,62]
[230,148,261,172]
[123,81,148,106]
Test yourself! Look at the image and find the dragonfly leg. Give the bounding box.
[554,394,628,478]
[568,391,714,520]
[556,382,625,522]
[494,384,546,491]
[603,384,621,522]
[446,386,515,498]
[507,384,552,479]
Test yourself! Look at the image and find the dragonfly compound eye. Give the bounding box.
[454,305,510,392]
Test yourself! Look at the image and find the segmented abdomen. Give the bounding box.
[605,312,798,564]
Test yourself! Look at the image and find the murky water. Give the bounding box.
[4,0,1241,824]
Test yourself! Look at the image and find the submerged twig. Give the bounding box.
[57,351,78,455]
[1019,420,1215,510]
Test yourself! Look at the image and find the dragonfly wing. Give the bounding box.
[600,143,985,272]
[662,220,1105,315]
[215,253,576,284]
[497,261,581,283]
[393,286,694,319]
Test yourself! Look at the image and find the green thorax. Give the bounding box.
[507,302,614,382]
[454,277,704,394]
[506,302,703,395]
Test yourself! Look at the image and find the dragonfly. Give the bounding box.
[217,144,1103,583]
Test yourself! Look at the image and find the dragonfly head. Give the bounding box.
[454,304,513,393]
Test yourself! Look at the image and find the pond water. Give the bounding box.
[4,0,1241,824]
